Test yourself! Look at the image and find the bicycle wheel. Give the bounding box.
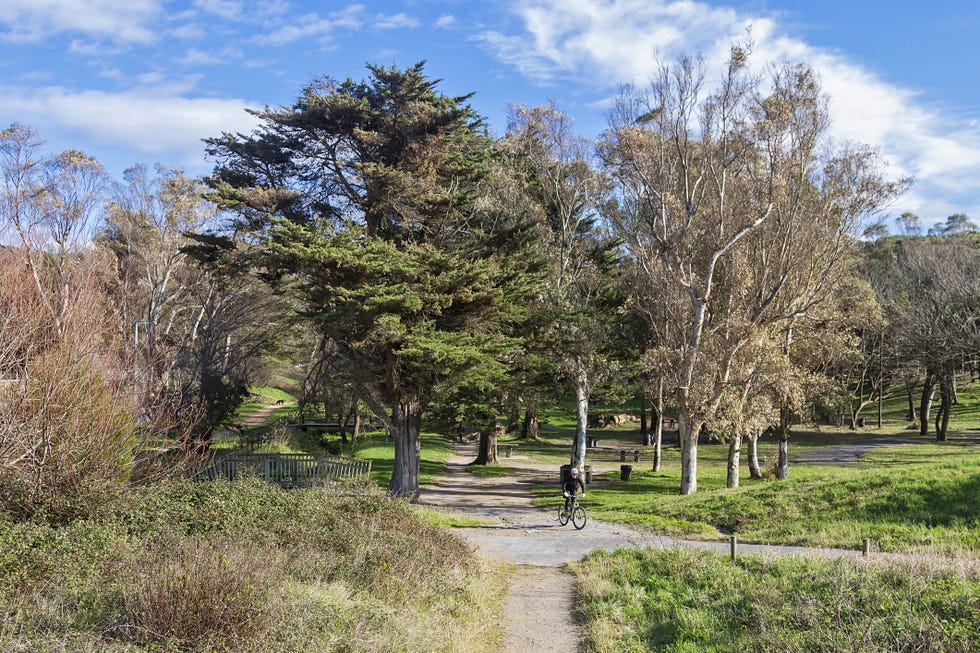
[572,505,587,529]
[557,503,569,525]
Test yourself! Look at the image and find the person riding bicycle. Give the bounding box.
[562,467,586,512]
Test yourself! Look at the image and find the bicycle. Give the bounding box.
[558,492,587,529]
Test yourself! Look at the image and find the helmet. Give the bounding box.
[570,467,578,475]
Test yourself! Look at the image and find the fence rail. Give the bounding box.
[191,453,372,486]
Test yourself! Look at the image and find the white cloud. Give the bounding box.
[179,47,245,66]
[375,13,420,30]
[435,14,456,29]
[193,0,244,21]
[256,5,363,46]
[0,84,261,173]
[0,0,163,44]
[483,0,980,219]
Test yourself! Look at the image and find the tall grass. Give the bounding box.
[0,479,499,652]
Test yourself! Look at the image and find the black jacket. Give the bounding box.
[562,474,585,495]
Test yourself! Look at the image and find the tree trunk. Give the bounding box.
[639,393,648,434]
[726,434,742,489]
[905,380,917,421]
[919,370,937,437]
[352,411,361,440]
[506,392,522,434]
[936,375,951,442]
[676,386,699,495]
[573,367,589,470]
[388,398,422,499]
[747,430,762,479]
[775,405,791,481]
[521,396,539,440]
[651,378,664,473]
[473,413,499,464]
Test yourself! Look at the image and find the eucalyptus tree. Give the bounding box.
[205,63,537,497]
[103,164,280,441]
[601,49,905,493]
[504,103,622,471]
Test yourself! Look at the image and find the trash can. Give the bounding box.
[620,464,633,481]
[584,464,592,484]
[856,417,866,427]
[643,433,652,446]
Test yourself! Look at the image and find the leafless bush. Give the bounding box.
[0,247,145,520]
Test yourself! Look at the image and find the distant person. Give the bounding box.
[562,467,586,512]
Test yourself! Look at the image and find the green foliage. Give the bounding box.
[573,548,979,653]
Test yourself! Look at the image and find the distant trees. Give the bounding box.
[871,235,980,440]
[102,164,280,442]
[504,102,622,471]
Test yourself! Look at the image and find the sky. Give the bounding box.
[2,0,979,230]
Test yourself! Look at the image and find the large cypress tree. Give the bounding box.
[205,63,537,498]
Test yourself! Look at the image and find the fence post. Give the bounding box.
[730,535,738,561]
[862,538,870,557]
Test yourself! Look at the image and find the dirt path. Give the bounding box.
[418,444,881,652]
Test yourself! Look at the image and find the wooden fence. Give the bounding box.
[191,453,372,486]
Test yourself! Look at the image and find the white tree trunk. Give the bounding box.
[727,435,741,489]
[677,386,699,495]
[573,366,589,470]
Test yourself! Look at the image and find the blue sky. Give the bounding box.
[2,0,979,229]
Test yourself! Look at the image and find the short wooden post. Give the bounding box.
[862,538,870,557]
[730,535,738,561]
[619,450,626,462]
[633,450,640,462]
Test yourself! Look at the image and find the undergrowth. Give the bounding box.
[0,478,498,652]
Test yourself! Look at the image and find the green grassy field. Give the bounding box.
[572,548,979,653]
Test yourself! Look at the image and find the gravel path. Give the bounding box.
[417,445,869,652]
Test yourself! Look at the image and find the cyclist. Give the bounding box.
[562,467,586,512]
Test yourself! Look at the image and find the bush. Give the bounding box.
[120,536,272,650]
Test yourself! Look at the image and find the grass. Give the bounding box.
[514,379,980,555]
[351,432,453,487]
[571,547,980,653]
[525,436,980,553]
[0,479,502,652]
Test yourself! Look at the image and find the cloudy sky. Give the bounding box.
[2,0,979,228]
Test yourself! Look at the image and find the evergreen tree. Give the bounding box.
[205,63,537,497]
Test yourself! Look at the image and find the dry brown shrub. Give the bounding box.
[119,536,273,651]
